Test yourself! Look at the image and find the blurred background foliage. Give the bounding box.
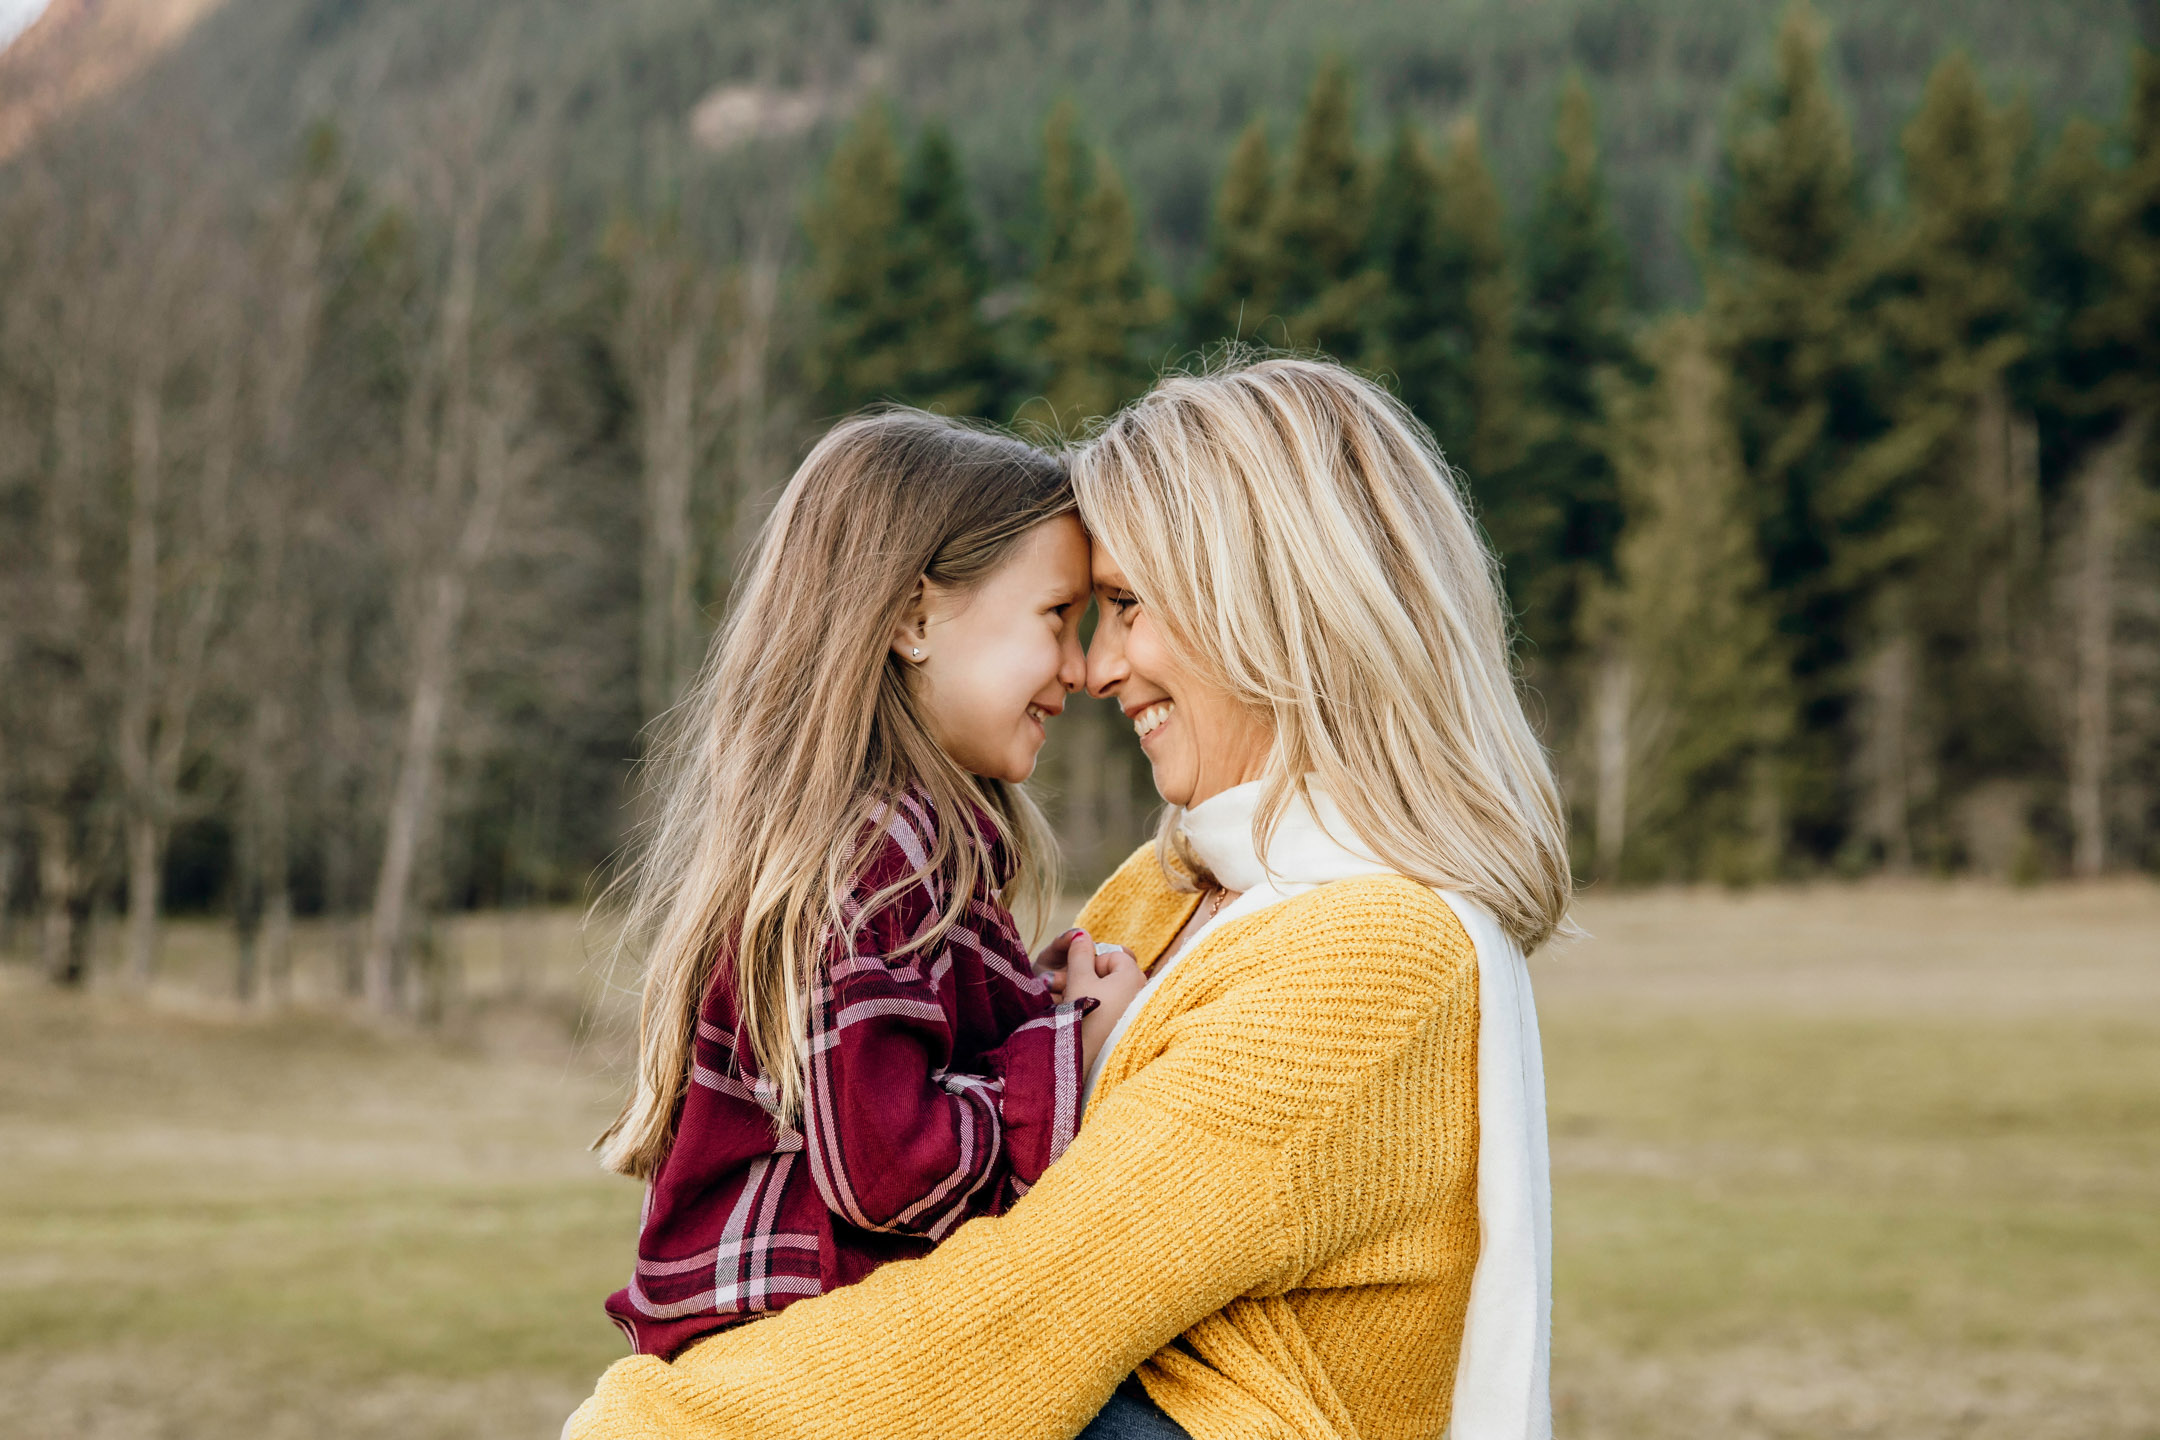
[2,0,2159,1012]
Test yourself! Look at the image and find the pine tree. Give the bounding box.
[1270,55,1380,361]
[2026,118,2123,439]
[804,106,1002,418]
[805,103,912,414]
[1851,52,2033,866]
[1186,119,1278,350]
[1601,316,1790,883]
[1706,0,1890,860]
[1024,102,1170,433]
[894,124,1003,417]
[1369,117,1521,482]
[2102,51,2160,392]
[1505,71,1630,661]
[2043,51,2160,874]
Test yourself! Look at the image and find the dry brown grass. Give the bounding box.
[1,881,2156,1438]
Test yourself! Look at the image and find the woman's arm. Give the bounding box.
[565,881,1476,1440]
[572,1059,1295,1440]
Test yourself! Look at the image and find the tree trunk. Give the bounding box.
[361,191,486,1015]
[124,815,161,988]
[1858,620,1916,873]
[639,324,699,723]
[0,833,17,957]
[1592,644,1631,880]
[234,145,338,1005]
[364,373,528,1013]
[2066,415,2144,877]
[35,339,93,988]
[120,364,163,986]
[35,808,87,987]
[318,622,367,998]
[1970,381,2041,668]
[720,256,782,581]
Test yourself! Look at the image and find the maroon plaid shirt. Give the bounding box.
[605,792,1091,1359]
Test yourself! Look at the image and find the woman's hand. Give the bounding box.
[1043,928,1145,1072]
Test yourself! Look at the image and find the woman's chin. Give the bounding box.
[1144,755,1194,809]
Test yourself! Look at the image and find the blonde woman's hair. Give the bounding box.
[598,410,1073,1180]
[1071,355,1573,950]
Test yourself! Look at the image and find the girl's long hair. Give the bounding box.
[599,409,1073,1180]
[1071,356,1574,951]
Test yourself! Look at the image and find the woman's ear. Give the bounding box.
[888,575,932,664]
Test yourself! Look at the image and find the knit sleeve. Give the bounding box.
[563,999,1307,1440]
[560,879,1477,1440]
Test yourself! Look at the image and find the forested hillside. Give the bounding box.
[12,0,2147,296]
[3,0,2158,1012]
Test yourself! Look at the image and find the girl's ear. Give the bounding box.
[889,575,932,664]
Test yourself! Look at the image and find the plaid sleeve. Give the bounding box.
[975,992,1093,1197]
[799,823,1091,1240]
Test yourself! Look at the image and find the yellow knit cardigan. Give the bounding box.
[565,844,1482,1440]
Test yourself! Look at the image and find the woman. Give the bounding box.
[565,357,1571,1440]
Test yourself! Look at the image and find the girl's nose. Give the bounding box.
[1058,635,1087,693]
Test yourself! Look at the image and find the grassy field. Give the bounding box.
[2,883,2156,1438]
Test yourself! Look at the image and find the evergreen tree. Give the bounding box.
[1505,71,1631,660]
[1369,117,1521,482]
[1186,119,1278,350]
[805,103,912,414]
[1024,102,1170,432]
[804,106,1002,417]
[1706,0,1890,859]
[1270,55,1380,361]
[1851,53,2033,863]
[2096,51,2160,409]
[2025,118,2123,445]
[2052,52,2160,873]
[1601,315,1790,883]
[894,124,1004,417]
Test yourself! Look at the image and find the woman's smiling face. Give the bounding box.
[1085,539,1273,809]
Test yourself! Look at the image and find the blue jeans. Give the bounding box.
[1077,1376,1190,1439]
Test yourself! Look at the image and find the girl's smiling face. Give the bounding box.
[896,514,1091,784]
[1084,539,1274,808]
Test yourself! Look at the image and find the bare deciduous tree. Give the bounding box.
[360,60,561,1013]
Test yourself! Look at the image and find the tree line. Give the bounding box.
[799,3,2160,888]
[2,2,2156,1011]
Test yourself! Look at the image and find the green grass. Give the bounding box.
[3,883,2157,1437]
[1542,882,2160,1439]
[0,944,640,1438]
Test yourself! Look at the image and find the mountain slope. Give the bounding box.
[8,0,2147,300]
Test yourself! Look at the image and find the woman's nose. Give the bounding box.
[1085,629,1126,699]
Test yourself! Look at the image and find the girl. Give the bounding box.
[597,409,1145,1359]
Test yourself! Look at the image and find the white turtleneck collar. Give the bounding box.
[1089,773,1555,1440]
[1175,777,1386,896]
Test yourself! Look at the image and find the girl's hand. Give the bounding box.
[1055,929,1145,1071]
[1034,928,1083,997]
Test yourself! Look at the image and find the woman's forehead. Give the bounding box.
[1088,538,1128,588]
